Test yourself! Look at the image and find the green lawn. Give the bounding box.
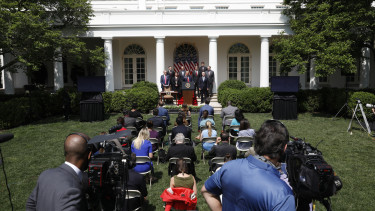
[0,112,374,210]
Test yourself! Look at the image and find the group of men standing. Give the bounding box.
[160,62,215,103]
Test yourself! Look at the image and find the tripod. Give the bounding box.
[347,99,371,134]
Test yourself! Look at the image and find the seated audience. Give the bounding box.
[123,109,137,128]
[166,133,197,176]
[129,103,143,119]
[230,109,244,136]
[171,116,192,143]
[198,99,214,127]
[214,153,233,173]
[180,104,191,117]
[237,119,256,150]
[199,110,215,128]
[108,117,127,133]
[158,101,170,127]
[199,121,217,152]
[170,158,197,194]
[147,120,160,151]
[131,128,153,173]
[175,112,189,127]
[220,101,238,128]
[208,132,237,160]
[123,153,148,210]
[147,108,166,137]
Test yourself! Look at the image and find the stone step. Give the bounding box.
[197,94,222,114]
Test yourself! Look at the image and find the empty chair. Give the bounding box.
[236,136,254,154]
[124,190,142,211]
[201,137,217,164]
[222,115,234,131]
[186,116,192,128]
[135,156,153,188]
[210,157,225,175]
[229,125,240,143]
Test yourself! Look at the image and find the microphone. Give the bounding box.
[0,133,14,144]
[366,104,375,108]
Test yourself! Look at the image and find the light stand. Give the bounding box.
[347,99,371,134]
[0,146,14,211]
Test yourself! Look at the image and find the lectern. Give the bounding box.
[182,82,195,105]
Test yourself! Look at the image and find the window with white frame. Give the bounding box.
[123,44,146,86]
[228,43,251,84]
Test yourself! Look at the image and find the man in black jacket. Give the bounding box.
[208,132,237,172]
[147,108,166,137]
[198,72,209,104]
[171,116,191,143]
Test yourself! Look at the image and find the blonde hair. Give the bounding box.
[133,128,150,150]
[206,121,212,137]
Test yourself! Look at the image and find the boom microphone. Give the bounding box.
[0,133,14,143]
[366,104,375,108]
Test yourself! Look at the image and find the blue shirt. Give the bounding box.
[205,156,295,211]
[202,129,217,151]
[230,118,240,131]
[200,118,215,127]
[131,140,153,173]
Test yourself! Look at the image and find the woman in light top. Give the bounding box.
[237,119,255,150]
[200,121,217,151]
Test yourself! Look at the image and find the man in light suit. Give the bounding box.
[205,66,215,97]
[26,133,92,211]
[160,70,170,91]
[220,101,238,130]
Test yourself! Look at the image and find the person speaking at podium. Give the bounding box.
[183,71,192,83]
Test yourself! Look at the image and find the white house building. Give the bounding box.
[1,0,374,94]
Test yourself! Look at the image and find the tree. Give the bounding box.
[0,0,105,74]
[273,0,375,76]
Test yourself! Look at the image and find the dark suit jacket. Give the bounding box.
[166,144,197,162]
[205,70,215,84]
[26,163,87,211]
[200,66,208,72]
[208,142,237,159]
[192,70,201,83]
[182,75,192,83]
[147,116,166,135]
[128,169,147,197]
[129,110,143,119]
[158,107,170,126]
[171,125,191,142]
[124,116,137,128]
[160,74,170,87]
[171,76,181,93]
[198,77,209,90]
[179,70,187,79]
[167,70,175,78]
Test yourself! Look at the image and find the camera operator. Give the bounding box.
[26,133,92,211]
[201,120,295,210]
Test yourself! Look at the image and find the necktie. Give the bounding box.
[165,76,167,84]
[188,77,190,82]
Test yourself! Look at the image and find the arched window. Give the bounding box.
[123,44,146,86]
[227,43,251,84]
[173,44,198,72]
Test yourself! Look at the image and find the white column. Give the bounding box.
[209,36,218,92]
[260,36,271,87]
[139,0,146,10]
[155,36,165,92]
[104,38,114,92]
[360,46,370,88]
[54,48,64,91]
[309,58,318,89]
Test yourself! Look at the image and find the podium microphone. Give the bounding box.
[0,133,14,144]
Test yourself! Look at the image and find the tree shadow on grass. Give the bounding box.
[28,113,117,126]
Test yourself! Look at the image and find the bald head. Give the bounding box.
[64,133,91,168]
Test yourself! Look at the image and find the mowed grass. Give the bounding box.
[0,112,374,210]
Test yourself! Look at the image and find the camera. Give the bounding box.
[366,104,375,108]
[285,137,342,210]
[87,138,133,211]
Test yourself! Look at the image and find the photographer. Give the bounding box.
[201,120,295,210]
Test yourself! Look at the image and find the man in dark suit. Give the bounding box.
[123,109,137,128]
[167,66,175,78]
[147,108,166,137]
[182,70,192,83]
[198,71,209,104]
[205,66,215,97]
[171,74,182,99]
[192,64,201,96]
[166,133,197,176]
[208,132,237,171]
[157,101,170,127]
[26,133,92,211]
[200,61,208,73]
[178,66,187,79]
[171,116,192,142]
[160,70,170,91]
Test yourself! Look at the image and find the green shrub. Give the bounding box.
[297,90,323,112]
[110,90,128,112]
[348,91,375,121]
[0,97,30,129]
[125,87,159,113]
[218,88,242,107]
[238,88,273,112]
[218,80,247,104]
[132,81,159,93]
[320,87,350,115]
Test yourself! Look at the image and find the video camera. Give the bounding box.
[87,135,134,211]
[285,137,342,210]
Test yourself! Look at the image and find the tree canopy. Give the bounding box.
[0,0,105,73]
[273,0,375,76]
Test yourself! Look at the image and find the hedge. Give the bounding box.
[348,91,375,121]
[132,81,159,93]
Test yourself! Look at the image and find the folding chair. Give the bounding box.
[229,125,240,144]
[186,116,192,128]
[168,157,192,176]
[149,138,160,165]
[210,157,225,175]
[135,156,153,188]
[222,115,234,131]
[236,136,254,156]
[208,115,215,120]
[124,190,142,211]
[201,137,217,164]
